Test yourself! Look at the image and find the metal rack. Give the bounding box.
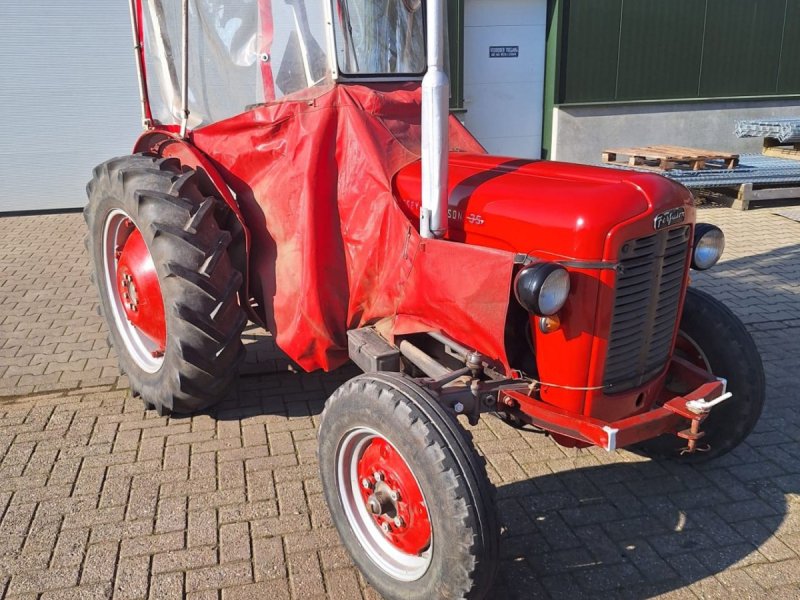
[606,154,800,211]
[735,119,800,144]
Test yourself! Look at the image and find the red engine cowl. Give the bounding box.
[394,153,696,426]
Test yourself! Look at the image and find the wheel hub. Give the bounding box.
[356,437,431,555]
[114,223,166,353]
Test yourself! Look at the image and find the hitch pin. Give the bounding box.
[686,392,733,415]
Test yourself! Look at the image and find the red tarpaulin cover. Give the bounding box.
[192,83,517,373]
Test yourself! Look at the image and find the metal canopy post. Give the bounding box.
[179,0,190,138]
[128,0,151,128]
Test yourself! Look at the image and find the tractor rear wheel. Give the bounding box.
[85,154,246,415]
[636,287,765,463]
[318,373,499,600]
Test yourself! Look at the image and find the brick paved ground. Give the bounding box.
[1,206,799,599]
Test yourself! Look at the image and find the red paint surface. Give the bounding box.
[116,227,166,351]
[502,357,723,450]
[394,150,695,420]
[358,438,431,555]
[137,80,698,433]
[186,83,513,373]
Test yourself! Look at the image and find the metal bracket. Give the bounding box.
[602,426,619,452]
[686,392,732,415]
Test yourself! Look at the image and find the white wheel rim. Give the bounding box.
[336,427,433,581]
[677,331,713,373]
[102,209,165,374]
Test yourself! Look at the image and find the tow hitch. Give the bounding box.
[679,379,732,454]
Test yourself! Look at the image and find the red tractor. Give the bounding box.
[86,1,764,597]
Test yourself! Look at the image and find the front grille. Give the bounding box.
[603,226,690,392]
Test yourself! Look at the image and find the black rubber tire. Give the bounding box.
[85,154,247,415]
[318,373,499,600]
[635,287,765,463]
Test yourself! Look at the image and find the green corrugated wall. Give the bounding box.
[555,0,800,105]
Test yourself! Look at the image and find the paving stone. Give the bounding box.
[80,541,119,585]
[252,536,286,582]
[114,555,151,599]
[287,551,326,597]
[1,203,799,599]
[219,522,251,563]
[148,571,184,600]
[222,580,291,600]
[152,546,217,574]
[185,561,254,593]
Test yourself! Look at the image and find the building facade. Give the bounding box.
[2,1,798,212]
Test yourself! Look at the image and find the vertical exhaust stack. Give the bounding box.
[420,0,449,239]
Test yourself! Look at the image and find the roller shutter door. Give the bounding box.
[0,3,139,212]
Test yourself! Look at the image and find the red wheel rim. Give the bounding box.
[115,226,167,351]
[356,437,431,555]
[103,210,167,373]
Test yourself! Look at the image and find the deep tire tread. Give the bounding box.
[85,153,246,415]
[319,374,499,600]
[636,287,765,463]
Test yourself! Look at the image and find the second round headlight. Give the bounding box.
[692,224,725,270]
[514,263,571,316]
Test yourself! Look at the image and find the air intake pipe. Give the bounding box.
[420,0,449,239]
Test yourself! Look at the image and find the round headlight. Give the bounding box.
[692,224,725,270]
[514,263,571,316]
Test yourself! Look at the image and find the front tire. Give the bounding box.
[318,373,499,599]
[85,154,247,415]
[636,287,765,462]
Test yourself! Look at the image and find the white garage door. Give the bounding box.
[0,3,140,213]
[462,0,547,159]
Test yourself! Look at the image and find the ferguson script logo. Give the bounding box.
[654,207,686,230]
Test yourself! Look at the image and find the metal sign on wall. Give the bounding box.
[489,46,520,58]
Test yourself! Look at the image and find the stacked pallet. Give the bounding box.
[601,143,800,211]
[602,145,739,171]
[735,118,800,161]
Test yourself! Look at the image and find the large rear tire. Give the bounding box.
[85,154,247,415]
[636,287,765,463]
[318,373,499,600]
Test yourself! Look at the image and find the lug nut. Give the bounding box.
[361,478,372,489]
[373,471,384,482]
[389,489,400,502]
[393,516,404,528]
[453,402,464,414]
[381,522,392,534]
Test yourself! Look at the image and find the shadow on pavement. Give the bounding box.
[207,229,800,599]
[490,455,797,599]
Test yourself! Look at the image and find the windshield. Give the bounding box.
[142,0,331,127]
[332,0,425,76]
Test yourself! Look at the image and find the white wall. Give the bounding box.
[0,3,140,212]
[553,99,800,166]
[462,0,547,159]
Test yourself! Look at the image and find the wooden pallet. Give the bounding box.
[734,183,800,210]
[762,138,800,161]
[602,145,739,171]
[695,183,800,211]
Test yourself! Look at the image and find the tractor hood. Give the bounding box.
[393,153,694,261]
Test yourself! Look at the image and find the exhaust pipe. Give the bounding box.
[420,0,449,239]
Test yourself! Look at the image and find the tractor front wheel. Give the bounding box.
[85,154,246,415]
[636,287,765,463]
[318,373,498,600]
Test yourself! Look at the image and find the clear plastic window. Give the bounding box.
[332,0,425,76]
[142,0,331,127]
